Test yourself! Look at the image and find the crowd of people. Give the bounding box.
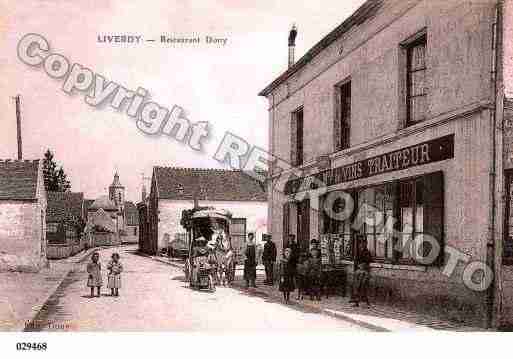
[243,233,372,307]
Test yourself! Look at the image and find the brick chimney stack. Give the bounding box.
[288,24,298,68]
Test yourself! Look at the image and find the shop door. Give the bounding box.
[297,199,310,253]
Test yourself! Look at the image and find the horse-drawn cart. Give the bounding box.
[182,208,233,292]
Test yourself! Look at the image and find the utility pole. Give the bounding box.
[13,95,23,160]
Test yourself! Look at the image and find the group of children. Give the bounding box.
[86,251,123,298]
[278,245,322,304]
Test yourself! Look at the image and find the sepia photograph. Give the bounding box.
[1,0,512,357]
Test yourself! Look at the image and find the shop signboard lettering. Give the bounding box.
[285,134,454,195]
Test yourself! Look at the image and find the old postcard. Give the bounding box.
[0,0,512,356]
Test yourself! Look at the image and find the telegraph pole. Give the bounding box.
[13,95,23,160]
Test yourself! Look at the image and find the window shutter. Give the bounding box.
[334,105,341,152]
[290,116,297,165]
[283,202,290,250]
[422,171,444,265]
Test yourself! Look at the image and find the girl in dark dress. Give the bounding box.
[279,248,295,304]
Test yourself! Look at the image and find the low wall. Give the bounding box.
[92,232,121,247]
[47,244,72,259]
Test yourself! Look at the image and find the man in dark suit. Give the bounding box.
[287,234,299,278]
[262,234,277,285]
[352,235,372,307]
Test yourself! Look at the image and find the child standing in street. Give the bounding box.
[296,253,310,300]
[279,248,295,304]
[107,252,123,297]
[87,252,102,297]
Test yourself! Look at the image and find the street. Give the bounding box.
[27,246,367,331]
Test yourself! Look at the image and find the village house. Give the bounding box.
[46,191,86,259]
[123,201,139,244]
[260,0,513,328]
[0,159,47,272]
[139,167,267,257]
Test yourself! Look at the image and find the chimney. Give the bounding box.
[14,95,22,160]
[288,24,298,68]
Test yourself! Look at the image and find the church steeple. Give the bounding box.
[109,172,125,210]
[111,172,123,188]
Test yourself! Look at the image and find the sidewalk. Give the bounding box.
[149,254,483,331]
[0,247,97,332]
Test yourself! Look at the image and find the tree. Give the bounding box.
[42,149,71,192]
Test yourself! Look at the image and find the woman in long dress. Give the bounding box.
[87,252,102,297]
[107,252,123,297]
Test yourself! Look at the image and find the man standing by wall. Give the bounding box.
[262,234,277,285]
[243,233,257,288]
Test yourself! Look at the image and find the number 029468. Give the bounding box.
[16,342,47,351]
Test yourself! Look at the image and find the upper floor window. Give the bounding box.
[405,34,427,125]
[335,80,351,151]
[291,107,304,167]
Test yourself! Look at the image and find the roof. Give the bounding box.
[47,191,84,222]
[0,159,40,200]
[110,172,123,188]
[124,201,139,226]
[153,167,267,202]
[258,0,383,97]
[87,208,117,232]
[192,209,231,220]
[89,195,118,211]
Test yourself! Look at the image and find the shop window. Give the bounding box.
[399,179,423,261]
[320,171,443,266]
[357,184,396,261]
[323,192,353,260]
[46,222,58,233]
[398,172,443,264]
[334,80,351,151]
[404,33,427,125]
[290,107,304,167]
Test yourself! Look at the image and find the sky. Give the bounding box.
[0,0,365,202]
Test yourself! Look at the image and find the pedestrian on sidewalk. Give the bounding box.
[308,247,322,301]
[86,252,102,297]
[107,252,123,297]
[225,245,235,284]
[243,233,257,288]
[296,252,309,300]
[351,235,372,307]
[279,247,295,304]
[262,234,277,285]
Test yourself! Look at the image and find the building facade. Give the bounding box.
[141,167,267,256]
[260,0,513,328]
[46,191,86,259]
[0,159,47,272]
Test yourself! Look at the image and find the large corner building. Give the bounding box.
[260,0,513,328]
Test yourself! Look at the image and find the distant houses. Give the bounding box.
[0,160,47,272]
[46,191,86,259]
[0,164,140,272]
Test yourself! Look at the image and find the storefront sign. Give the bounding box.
[285,134,454,194]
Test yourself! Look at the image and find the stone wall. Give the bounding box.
[0,201,45,272]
